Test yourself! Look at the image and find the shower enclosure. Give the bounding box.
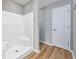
[2,11,34,59]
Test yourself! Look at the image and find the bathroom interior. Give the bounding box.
[2,0,76,59]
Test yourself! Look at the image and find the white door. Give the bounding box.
[52,4,71,50]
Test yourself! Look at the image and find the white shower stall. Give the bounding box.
[2,11,33,59]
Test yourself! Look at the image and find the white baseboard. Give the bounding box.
[70,50,76,59]
[40,40,75,59]
[18,49,33,59]
[32,49,40,53]
[40,41,53,46]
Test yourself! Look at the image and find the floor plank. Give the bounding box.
[24,43,73,59]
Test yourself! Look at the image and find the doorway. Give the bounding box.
[52,4,71,50]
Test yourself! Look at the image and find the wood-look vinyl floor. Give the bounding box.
[24,42,73,59]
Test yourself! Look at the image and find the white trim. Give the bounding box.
[40,41,75,59]
[40,40,70,51]
[17,49,33,59]
[32,49,40,53]
[53,44,71,52]
[40,41,70,51]
[32,12,34,50]
[40,41,53,46]
[70,50,76,59]
[40,41,71,51]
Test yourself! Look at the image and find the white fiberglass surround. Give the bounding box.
[2,11,33,59]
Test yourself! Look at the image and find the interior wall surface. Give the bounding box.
[2,0,23,15]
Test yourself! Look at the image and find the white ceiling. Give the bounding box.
[12,0,31,5]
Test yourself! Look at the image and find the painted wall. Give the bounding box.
[39,0,71,43]
[32,0,39,52]
[39,7,52,43]
[2,0,23,15]
[71,0,76,56]
[39,8,46,42]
